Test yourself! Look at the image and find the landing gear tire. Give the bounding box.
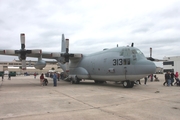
[123,80,131,88]
[129,81,134,88]
[94,80,99,84]
[71,76,80,84]
[70,78,74,84]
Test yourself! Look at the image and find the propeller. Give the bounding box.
[61,39,75,72]
[51,37,82,73]
[3,33,41,70]
[146,47,155,61]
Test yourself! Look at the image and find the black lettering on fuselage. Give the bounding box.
[113,59,122,66]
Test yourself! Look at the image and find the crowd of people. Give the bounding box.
[38,72,60,87]
[2,71,180,87]
[136,72,180,86]
[1,73,11,81]
[164,71,180,86]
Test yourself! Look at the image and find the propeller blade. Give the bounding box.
[65,39,69,53]
[3,50,15,54]
[150,47,152,58]
[20,33,25,49]
[21,60,26,70]
[51,53,60,57]
[73,54,82,58]
[31,49,42,54]
[66,62,69,72]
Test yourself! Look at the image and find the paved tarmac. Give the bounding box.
[0,74,180,120]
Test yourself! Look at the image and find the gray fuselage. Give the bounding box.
[69,46,156,82]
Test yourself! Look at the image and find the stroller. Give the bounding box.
[43,78,48,86]
[154,75,160,81]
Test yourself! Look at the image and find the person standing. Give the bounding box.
[171,72,175,86]
[2,73,4,81]
[166,71,171,86]
[8,73,11,80]
[40,73,44,86]
[57,73,60,81]
[144,76,148,85]
[150,74,153,82]
[174,72,179,85]
[34,72,37,79]
[53,72,57,87]
[164,72,168,86]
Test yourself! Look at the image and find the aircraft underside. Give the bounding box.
[68,74,147,88]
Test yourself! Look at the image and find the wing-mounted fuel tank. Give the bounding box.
[34,60,46,70]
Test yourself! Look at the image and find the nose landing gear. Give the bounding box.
[123,80,134,88]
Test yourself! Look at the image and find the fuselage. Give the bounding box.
[69,46,156,82]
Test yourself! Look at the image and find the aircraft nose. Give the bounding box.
[135,60,156,75]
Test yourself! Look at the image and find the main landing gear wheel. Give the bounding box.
[123,80,130,88]
[129,81,134,88]
[71,76,80,84]
[123,80,134,88]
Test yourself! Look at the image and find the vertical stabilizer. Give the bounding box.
[61,34,66,52]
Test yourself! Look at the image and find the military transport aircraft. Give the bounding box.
[0,33,158,88]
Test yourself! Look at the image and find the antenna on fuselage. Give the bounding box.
[131,43,134,47]
[150,47,152,57]
[117,44,118,47]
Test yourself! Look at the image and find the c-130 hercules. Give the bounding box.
[0,33,159,88]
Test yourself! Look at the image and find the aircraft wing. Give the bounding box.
[0,50,54,59]
[146,47,167,62]
[0,33,83,71]
[146,57,167,62]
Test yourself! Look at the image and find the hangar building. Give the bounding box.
[163,56,180,73]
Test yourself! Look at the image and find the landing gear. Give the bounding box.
[94,80,106,84]
[71,76,80,84]
[123,80,134,88]
[129,81,134,88]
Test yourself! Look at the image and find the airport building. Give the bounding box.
[163,56,180,73]
[0,60,63,75]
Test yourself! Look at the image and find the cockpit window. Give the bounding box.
[120,50,124,56]
[131,50,137,54]
[131,49,144,55]
[136,49,143,55]
[120,48,144,57]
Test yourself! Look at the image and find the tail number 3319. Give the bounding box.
[113,59,122,66]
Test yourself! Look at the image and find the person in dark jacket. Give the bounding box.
[8,74,11,80]
[164,71,171,86]
[170,72,175,86]
[144,76,148,85]
[164,71,170,86]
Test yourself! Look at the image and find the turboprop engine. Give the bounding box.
[34,60,46,70]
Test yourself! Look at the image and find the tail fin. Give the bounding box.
[61,34,66,52]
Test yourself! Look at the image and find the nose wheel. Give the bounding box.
[123,80,134,88]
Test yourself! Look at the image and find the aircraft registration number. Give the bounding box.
[113,59,122,66]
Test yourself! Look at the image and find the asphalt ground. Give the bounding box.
[0,74,180,120]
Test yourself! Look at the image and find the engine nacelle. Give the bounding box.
[18,53,26,61]
[34,60,46,70]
